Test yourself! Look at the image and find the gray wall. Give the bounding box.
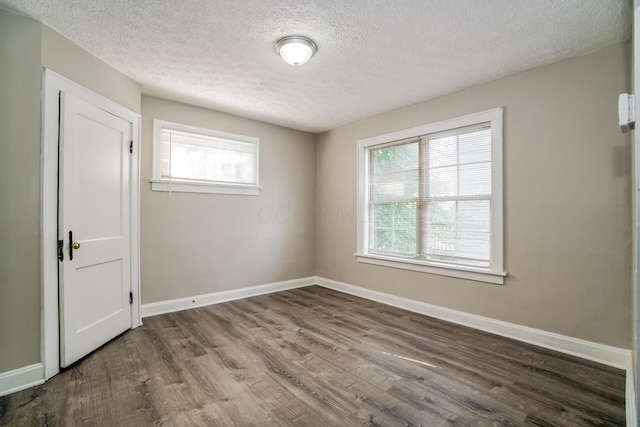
[0,10,43,373]
[41,25,141,114]
[0,9,141,373]
[140,96,316,303]
[0,6,632,377]
[316,43,632,348]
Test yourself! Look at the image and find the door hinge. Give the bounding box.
[57,240,64,261]
[129,292,133,304]
[129,140,133,154]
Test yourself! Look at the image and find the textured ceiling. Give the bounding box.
[0,0,631,133]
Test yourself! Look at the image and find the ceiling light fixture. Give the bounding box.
[275,35,317,67]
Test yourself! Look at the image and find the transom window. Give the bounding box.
[357,109,505,284]
[151,120,259,195]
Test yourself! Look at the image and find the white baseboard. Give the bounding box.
[141,276,316,318]
[316,276,639,426]
[141,275,632,369]
[0,363,44,397]
[139,274,635,425]
[627,368,638,427]
[2,277,632,423]
[314,276,632,371]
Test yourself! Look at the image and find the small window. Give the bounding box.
[151,120,259,195]
[357,108,505,284]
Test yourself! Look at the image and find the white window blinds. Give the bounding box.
[424,125,491,268]
[367,124,492,269]
[158,126,257,186]
[369,139,419,257]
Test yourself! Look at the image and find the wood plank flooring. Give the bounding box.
[0,286,626,426]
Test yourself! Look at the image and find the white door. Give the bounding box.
[58,92,133,367]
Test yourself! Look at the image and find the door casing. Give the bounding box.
[41,69,141,380]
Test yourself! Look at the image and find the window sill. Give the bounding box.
[150,179,260,196]
[355,253,506,285]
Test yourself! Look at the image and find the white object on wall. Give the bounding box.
[619,93,635,132]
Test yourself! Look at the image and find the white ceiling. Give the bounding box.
[0,0,631,133]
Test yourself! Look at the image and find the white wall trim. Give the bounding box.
[150,179,260,195]
[314,276,632,370]
[141,274,632,371]
[316,277,638,425]
[0,364,44,397]
[100,274,637,424]
[41,69,142,380]
[131,113,142,328]
[355,253,505,285]
[628,367,638,427]
[141,276,316,318]
[356,108,505,283]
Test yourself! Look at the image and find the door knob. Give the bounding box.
[72,241,80,250]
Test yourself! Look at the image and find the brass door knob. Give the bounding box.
[72,241,81,250]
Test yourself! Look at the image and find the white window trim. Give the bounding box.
[151,119,260,195]
[356,108,505,285]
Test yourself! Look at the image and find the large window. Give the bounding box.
[357,109,504,284]
[151,120,259,195]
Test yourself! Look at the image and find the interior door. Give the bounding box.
[58,91,133,367]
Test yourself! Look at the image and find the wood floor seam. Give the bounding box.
[0,286,626,426]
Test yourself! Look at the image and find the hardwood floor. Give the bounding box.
[0,286,626,426]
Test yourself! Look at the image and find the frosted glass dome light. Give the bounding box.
[275,36,317,67]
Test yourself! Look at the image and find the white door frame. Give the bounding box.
[41,69,141,380]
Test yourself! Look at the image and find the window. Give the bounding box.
[356,109,505,284]
[151,120,259,195]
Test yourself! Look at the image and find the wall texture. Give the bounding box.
[41,25,141,114]
[0,10,141,374]
[0,10,43,373]
[316,43,632,348]
[140,96,316,303]
[0,7,631,380]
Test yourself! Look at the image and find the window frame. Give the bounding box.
[356,108,505,285]
[151,119,260,195]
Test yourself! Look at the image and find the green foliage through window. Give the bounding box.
[367,125,492,268]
